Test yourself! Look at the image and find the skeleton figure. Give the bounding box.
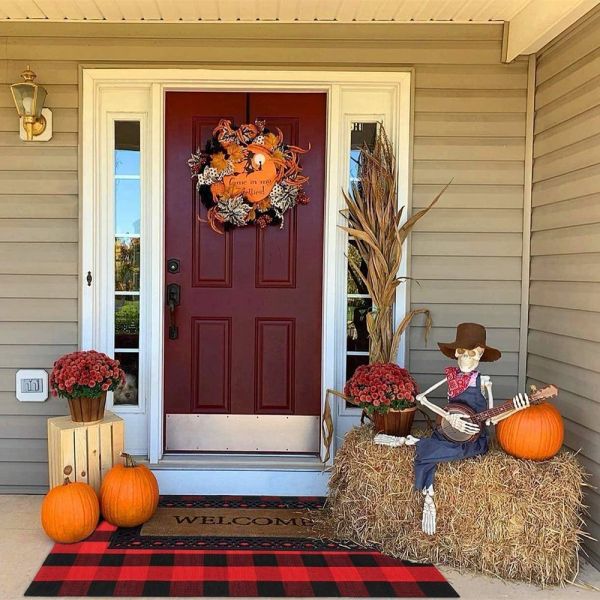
[413,323,530,535]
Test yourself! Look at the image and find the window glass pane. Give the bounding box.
[350,122,378,180]
[115,237,140,292]
[114,352,139,406]
[347,297,372,352]
[115,179,141,235]
[346,354,369,381]
[115,296,139,349]
[347,240,368,295]
[115,121,140,176]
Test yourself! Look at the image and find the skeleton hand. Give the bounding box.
[422,485,436,535]
[512,393,530,411]
[445,412,480,435]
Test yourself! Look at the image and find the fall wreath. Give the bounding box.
[188,119,310,233]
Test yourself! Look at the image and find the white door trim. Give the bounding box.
[81,68,412,473]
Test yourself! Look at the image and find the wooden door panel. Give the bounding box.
[191,317,232,412]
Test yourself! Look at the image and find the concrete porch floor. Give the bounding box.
[1,495,599,600]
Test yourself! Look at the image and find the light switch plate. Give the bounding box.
[16,369,48,402]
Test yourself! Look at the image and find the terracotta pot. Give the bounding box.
[371,407,416,437]
[67,392,107,423]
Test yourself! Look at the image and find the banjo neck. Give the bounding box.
[469,384,558,424]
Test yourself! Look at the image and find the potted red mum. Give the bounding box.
[50,350,125,423]
[344,362,418,437]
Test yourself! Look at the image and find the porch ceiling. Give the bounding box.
[0,0,567,23]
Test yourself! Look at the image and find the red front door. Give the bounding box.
[164,92,326,453]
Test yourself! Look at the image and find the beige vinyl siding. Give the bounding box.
[0,22,526,490]
[530,8,600,567]
[410,60,527,405]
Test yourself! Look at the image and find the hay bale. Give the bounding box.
[324,426,589,587]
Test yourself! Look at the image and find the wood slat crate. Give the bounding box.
[47,411,124,493]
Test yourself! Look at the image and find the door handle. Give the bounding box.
[166,283,180,340]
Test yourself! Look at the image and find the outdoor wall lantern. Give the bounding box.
[10,65,52,142]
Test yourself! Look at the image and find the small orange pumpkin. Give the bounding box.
[100,453,159,527]
[496,401,564,461]
[41,471,99,543]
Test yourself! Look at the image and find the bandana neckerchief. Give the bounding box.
[445,367,478,399]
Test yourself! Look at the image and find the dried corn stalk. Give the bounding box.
[341,125,450,363]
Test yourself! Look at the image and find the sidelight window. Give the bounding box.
[345,122,377,381]
[113,120,141,407]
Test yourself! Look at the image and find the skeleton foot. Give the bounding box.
[374,433,420,447]
[422,485,436,535]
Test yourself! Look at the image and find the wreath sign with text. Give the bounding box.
[188,119,310,234]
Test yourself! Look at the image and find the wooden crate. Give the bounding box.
[47,411,124,493]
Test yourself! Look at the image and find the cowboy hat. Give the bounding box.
[437,322,501,362]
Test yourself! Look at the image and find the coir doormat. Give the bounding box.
[26,495,459,598]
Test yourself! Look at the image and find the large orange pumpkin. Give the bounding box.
[496,401,564,461]
[100,453,159,527]
[41,474,99,543]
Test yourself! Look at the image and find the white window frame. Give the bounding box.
[81,69,412,465]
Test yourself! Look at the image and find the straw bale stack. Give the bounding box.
[325,426,589,586]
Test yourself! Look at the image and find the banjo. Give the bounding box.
[435,384,558,443]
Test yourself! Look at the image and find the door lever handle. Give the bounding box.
[166,283,180,340]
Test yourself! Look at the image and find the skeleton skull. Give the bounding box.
[455,346,484,373]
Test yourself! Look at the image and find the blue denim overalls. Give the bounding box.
[414,373,489,490]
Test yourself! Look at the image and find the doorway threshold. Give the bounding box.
[139,453,325,472]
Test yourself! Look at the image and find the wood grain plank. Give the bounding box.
[0,219,77,242]
[415,89,526,113]
[536,47,600,109]
[528,356,600,403]
[531,223,600,255]
[0,195,77,218]
[532,164,600,207]
[0,170,77,195]
[412,184,523,209]
[410,303,521,328]
[0,438,48,462]
[534,75,600,134]
[0,243,77,274]
[412,208,522,233]
[0,322,77,344]
[533,105,600,158]
[528,330,600,373]
[0,146,77,171]
[416,64,527,90]
[5,37,503,64]
[0,345,77,368]
[530,281,600,312]
[529,306,600,343]
[0,299,77,322]
[532,194,600,230]
[0,392,68,416]
[411,256,522,280]
[530,253,600,283]
[412,232,523,256]
[414,112,526,137]
[414,137,525,161]
[0,275,77,298]
[411,280,521,304]
[533,135,600,183]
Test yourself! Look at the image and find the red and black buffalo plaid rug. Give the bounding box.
[26,496,458,597]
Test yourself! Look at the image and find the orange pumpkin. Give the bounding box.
[41,474,99,543]
[100,453,159,527]
[496,401,564,461]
